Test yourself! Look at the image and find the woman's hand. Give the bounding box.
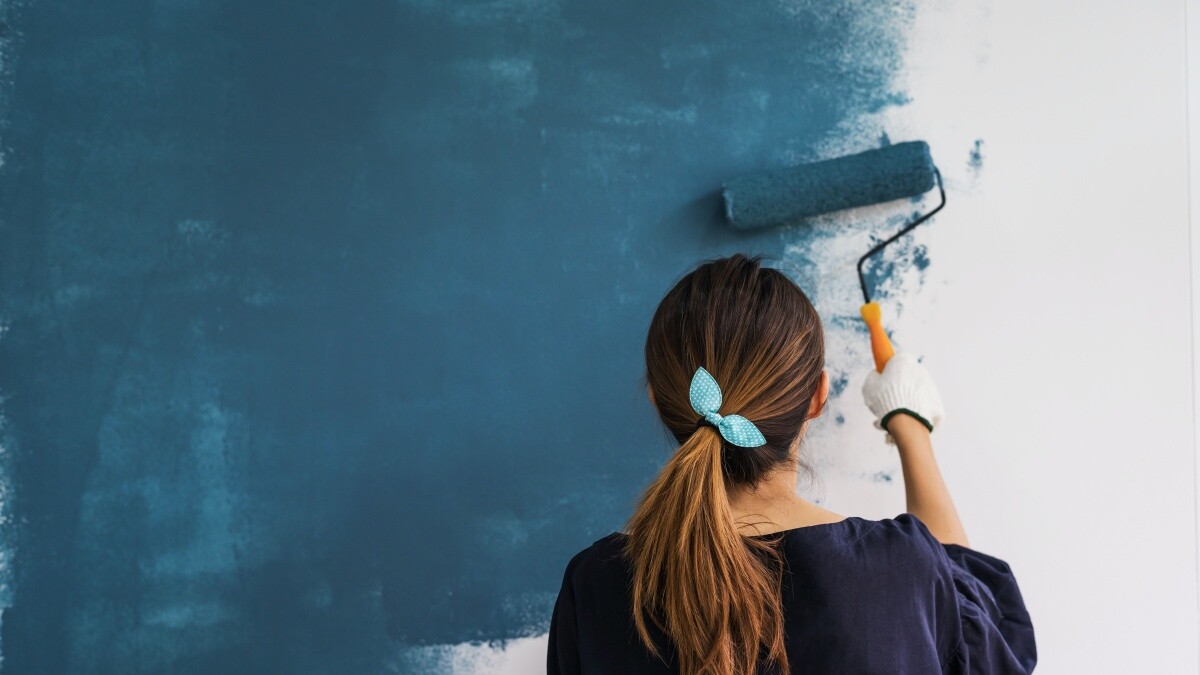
[861,352,945,444]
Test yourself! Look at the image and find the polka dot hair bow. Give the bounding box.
[689,366,767,448]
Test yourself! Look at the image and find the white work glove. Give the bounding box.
[861,352,945,444]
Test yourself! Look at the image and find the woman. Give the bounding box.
[547,253,1036,674]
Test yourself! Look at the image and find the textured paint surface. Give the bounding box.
[0,0,928,671]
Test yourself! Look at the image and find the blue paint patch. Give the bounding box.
[911,243,930,271]
[0,0,921,669]
[859,218,933,301]
[871,470,894,483]
[829,372,851,399]
[968,138,985,172]
[835,413,846,426]
[829,313,873,336]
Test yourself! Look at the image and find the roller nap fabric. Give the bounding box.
[721,141,937,230]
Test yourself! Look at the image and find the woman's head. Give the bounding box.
[623,253,828,675]
[644,252,828,483]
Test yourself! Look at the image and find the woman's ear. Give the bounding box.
[648,384,656,408]
[808,370,830,418]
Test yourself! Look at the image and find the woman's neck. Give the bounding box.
[726,466,844,535]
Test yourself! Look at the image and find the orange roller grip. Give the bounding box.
[860,302,895,373]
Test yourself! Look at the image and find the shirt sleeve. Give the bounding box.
[908,516,1037,674]
[547,552,582,675]
[941,542,1037,674]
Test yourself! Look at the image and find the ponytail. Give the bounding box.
[622,425,790,675]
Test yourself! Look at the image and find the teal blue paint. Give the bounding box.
[829,371,851,399]
[0,0,920,669]
[969,138,985,171]
[722,140,936,230]
[912,243,930,272]
[860,215,933,301]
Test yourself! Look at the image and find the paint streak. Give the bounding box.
[0,0,920,670]
[968,138,985,172]
[829,371,851,398]
[859,222,932,304]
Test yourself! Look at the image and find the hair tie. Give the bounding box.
[688,367,767,448]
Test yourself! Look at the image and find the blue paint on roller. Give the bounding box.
[722,140,937,230]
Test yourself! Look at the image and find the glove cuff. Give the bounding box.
[880,408,934,433]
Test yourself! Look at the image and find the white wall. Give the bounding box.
[886,1,1197,672]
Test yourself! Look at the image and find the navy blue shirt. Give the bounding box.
[547,513,1036,674]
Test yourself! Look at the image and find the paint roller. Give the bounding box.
[721,140,946,373]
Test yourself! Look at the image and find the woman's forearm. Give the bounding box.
[888,414,970,547]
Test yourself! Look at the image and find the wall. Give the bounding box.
[0,0,1194,673]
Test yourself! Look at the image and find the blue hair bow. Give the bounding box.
[689,366,767,448]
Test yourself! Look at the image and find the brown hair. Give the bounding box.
[622,253,826,675]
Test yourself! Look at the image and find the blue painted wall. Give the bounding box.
[0,0,915,670]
